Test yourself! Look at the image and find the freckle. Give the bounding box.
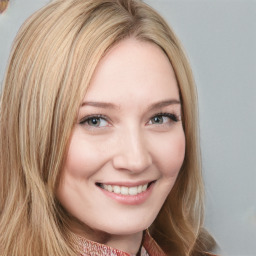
[0,0,9,14]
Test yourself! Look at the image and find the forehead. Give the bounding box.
[83,38,179,105]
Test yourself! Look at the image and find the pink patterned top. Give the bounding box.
[71,230,166,256]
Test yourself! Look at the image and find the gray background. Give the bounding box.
[0,0,255,255]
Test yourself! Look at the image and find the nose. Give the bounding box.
[112,127,152,173]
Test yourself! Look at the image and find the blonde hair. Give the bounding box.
[0,0,215,255]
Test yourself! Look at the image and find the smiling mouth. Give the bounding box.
[96,181,155,196]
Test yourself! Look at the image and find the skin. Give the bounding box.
[57,38,185,254]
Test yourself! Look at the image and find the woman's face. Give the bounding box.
[57,38,185,237]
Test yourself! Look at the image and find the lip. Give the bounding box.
[96,180,156,205]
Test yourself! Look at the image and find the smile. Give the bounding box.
[96,181,155,196]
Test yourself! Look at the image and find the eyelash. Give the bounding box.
[79,114,109,126]
[150,112,180,123]
[79,112,180,127]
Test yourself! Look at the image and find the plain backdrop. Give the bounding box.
[0,1,255,255]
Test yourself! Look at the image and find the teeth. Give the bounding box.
[142,184,147,192]
[100,183,150,196]
[121,186,128,195]
[128,187,137,195]
[113,185,121,194]
[107,185,113,192]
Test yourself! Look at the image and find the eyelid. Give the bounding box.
[148,112,181,123]
[78,112,181,128]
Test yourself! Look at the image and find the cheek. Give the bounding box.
[64,132,108,178]
[65,144,85,177]
[153,130,185,178]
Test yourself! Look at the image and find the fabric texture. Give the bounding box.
[70,230,218,256]
[70,230,165,256]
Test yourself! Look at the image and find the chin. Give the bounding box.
[101,225,148,236]
[92,214,156,236]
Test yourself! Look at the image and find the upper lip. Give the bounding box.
[95,180,156,187]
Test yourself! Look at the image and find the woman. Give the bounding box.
[0,0,217,255]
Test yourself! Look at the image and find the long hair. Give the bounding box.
[0,0,215,255]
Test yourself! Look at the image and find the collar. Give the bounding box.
[70,230,166,256]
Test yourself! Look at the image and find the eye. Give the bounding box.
[148,113,179,125]
[79,115,109,128]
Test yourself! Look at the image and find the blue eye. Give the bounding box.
[149,113,179,125]
[151,116,165,124]
[80,116,109,127]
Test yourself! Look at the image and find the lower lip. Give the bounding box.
[98,183,155,205]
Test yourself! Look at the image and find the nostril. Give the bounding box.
[112,150,152,173]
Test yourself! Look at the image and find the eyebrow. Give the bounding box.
[147,99,181,111]
[81,101,119,109]
[81,99,181,110]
